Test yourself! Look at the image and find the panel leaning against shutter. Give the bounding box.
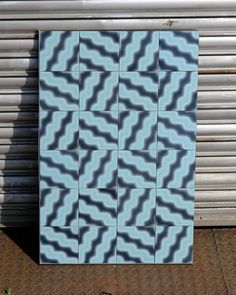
[0,0,236,227]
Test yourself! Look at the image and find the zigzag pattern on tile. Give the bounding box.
[156,189,194,226]
[40,226,78,264]
[40,189,78,227]
[79,111,118,149]
[79,150,117,188]
[119,72,158,110]
[79,226,116,263]
[157,150,195,188]
[159,31,199,71]
[158,71,198,111]
[40,111,78,150]
[120,31,159,71]
[40,31,80,71]
[80,71,118,110]
[79,189,117,226]
[80,31,119,71]
[118,189,155,226]
[155,226,193,263]
[40,72,79,111]
[40,150,78,189]
[119,111,157,149]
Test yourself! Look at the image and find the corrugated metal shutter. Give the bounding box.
[0,1,236,227]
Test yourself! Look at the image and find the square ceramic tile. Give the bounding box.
[79,71,118,110]
[79,189,117,226]
[40,226,79,264]
[156,150,195,188]
[40,72,79,111]
[40,189,78,227]
[79,226,116,263]
[39,31,80,72]
[117,226,155,263]
[40,111,79,150]
[155,226,193,263]
[118,150,156,188]
[119,111,157,149]
[159,31,199,71]
[158,71,198,111]
[157,111,196,150]
[120,31,159,71]
[79,31,119,71]
[119,72,158,110]
[156,189,195,226]
[118,189,156,226]
[79,150,117,188]
[39,30,199,265]
[79,111,118,149]
[40,150,78,189]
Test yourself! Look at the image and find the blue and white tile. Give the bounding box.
[40,226,79,264]
[40,71,79,111]
[119,111,157,150]
[79,150,117,188]
[119,72,158,110]
[120,31,159,71]
[118,189,155,226]
[79,111,118,149]
[39,31,80,72]
[157,111,196,150]
[79,189,117,226]
[40,189,78,227]
[159,31,199,71]
[156,150,195,188]
[117,226,155,263]
[156,189,195,226]
[155,226,193,264]
[158,71,198,111]
[79,226,116,263]
[118,150,156,188]
[40,150,78,189]
[80,31,119,71]
[40,111,79,150]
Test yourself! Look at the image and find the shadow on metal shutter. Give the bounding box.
[0,0,236,227]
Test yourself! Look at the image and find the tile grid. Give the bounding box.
[39,30,199,264]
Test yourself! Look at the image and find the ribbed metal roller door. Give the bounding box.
[0,0,236,227]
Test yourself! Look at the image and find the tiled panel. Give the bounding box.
[39,30,199,264]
